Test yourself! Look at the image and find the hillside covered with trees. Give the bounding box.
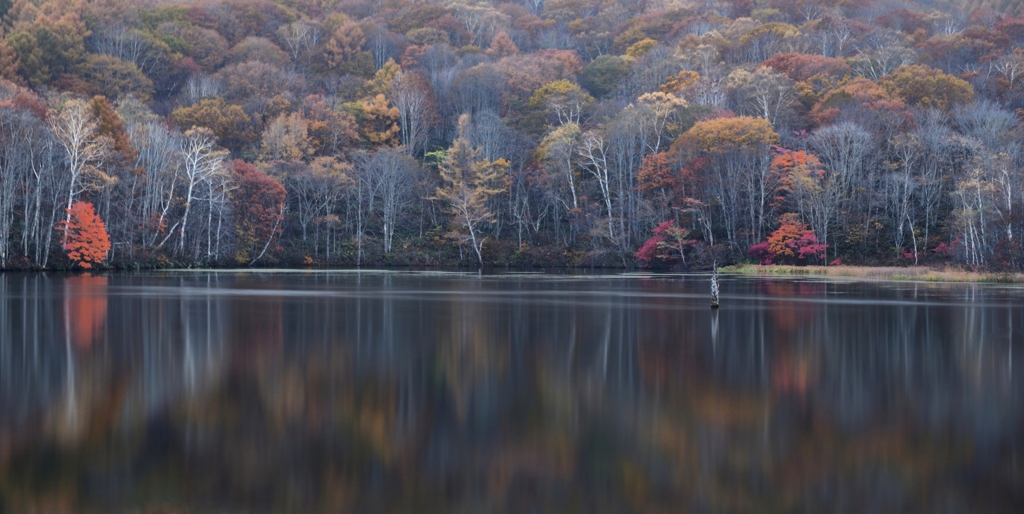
[0,0,1022,270]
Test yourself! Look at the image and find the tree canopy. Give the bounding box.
[0,0,1020,271]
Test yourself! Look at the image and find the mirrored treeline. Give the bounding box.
[0,272,1022,513]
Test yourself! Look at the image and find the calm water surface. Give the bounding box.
[0,270,1022,513]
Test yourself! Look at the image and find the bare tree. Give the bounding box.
[634,92,688,154]
[176,128,228,255]
[952,160,988,267]
[813,14,852,57]
[367,148,420,253]
[127,120,183,248]
[0,103,59,267]
[289,157,350,244]
[914,110,956,246]
[183,75,223,103]
[50,100,111,230]
[809,122,874,246]
[199,163,235,260]
[519,0,544,14]
[92,23,166,76]
[605,111,649,248]
[995,50,1024,91]
[391,71,431,155]
[850,30,917,80]
[955,100,1019,156]
[450,4,510,47]
[577,130,614,239]
[539,123,581,212]
[728,68,797,127]
[885,133,920,262]
[469,110,510,162]
[932,11,965,36]
[365,25,399,70]
[690,71,728,108]
[277,20,323,65]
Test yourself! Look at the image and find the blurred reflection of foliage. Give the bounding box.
[0,273,1021,512]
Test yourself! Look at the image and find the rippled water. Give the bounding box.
[0,270,1022,513]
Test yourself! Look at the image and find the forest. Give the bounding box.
[0,0,1022,270]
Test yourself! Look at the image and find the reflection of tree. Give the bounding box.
[56,274,110,444]
[230,276,284,369]
[64,274,108,350]
[435,279,507,425]
[0,274,1022,513]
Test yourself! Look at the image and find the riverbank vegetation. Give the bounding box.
[0,0,1023,270]
[723,264,1024,283]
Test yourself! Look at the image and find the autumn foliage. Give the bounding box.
[57,201,111,269]
[0,0,1021,271]
[65,274,108,350]
[749,214,827,265]
[232,160,286,264]
[636,220,695,267]
[761,53,851,82]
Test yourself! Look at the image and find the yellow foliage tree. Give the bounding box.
[878,64,974,111]
[626,38,657,57]
[433,114,508,266]
[660,70,700,95]
[674,115,779,154]
[359,94,400,146]
[260,112,311,161]
[528,79,593,126]
[363,58,401,98]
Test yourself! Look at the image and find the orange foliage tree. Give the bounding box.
[65,274,108,350]
[748,213,827,265]
[57,201,111,269]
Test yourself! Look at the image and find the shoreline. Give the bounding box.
[720,264,1024,284]
[4,263,1023,284]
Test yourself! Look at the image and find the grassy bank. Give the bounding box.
[721,264,1024,284]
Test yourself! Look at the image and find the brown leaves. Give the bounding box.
[487,31,519,59]
[304,95,359,157]
[325,22,365,67]
[231,160,286,264]
[171,97,257,154]
[90,95,137,168]
[762,53,851,83]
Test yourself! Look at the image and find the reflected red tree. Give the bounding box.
[64,274,108,350]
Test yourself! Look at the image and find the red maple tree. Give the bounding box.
[231,160,286,264]
[636,220,696,268]
[57,201,111,269]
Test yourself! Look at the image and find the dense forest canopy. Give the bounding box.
[0,0,1022,269]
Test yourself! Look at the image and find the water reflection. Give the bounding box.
[0,271,1022,512]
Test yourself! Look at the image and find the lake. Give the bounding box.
[0,270,1022,513]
